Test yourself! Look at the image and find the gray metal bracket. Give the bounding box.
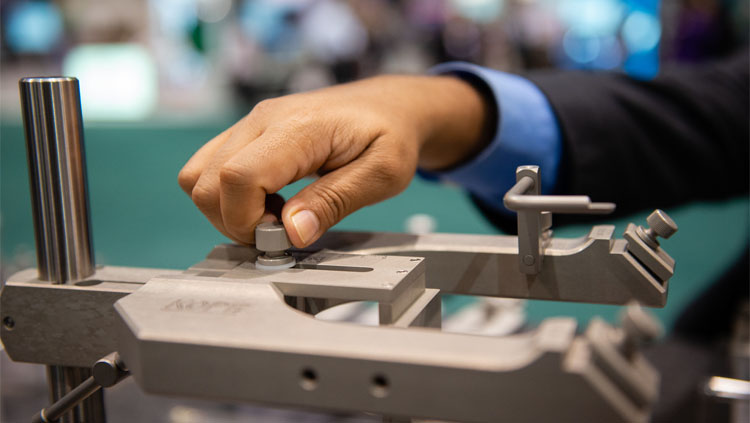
[0,162,680,423]
[0,224,676,423]
[504,165,616,274]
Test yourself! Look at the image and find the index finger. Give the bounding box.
[217,129,322,242]
[178,126,234,195]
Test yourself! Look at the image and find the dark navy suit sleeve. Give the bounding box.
[423,50,748,231]
[529,49,749,219]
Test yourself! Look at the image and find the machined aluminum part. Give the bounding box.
[1,224,675,369]
[304,225,673,307]
[115,251,655,422]
[5,96,674,423]
[1,223,674,422]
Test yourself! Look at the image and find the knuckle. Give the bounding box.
[224,221,251,241]
[219,163,251,188]
[191,183,218,211]
[312,185,350,225]
[377,159,401,180]
[177,168,198,193]
[248,98,278,119]
[383,143,417,185]
[374,158,411,189]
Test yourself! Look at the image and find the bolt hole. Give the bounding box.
[370,374,389,398]
[3,316,15,330]
[300,367,318,391]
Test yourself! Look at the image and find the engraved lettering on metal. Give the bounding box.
[161,299,251,315]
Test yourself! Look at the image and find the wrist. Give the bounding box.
[416,75,495,171]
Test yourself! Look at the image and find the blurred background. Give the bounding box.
[1,0,748,421]
[1,0,747,119]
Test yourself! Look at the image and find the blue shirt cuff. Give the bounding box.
[420,62,562,213]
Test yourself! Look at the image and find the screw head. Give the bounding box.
[646,209,678,240]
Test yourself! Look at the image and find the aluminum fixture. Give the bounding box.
[3,91,681,423]
[504,165,616,274]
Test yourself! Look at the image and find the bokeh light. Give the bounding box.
[592,35,624,69]
[622,10,661,53]
[0,0,699,118]
[63,44,158,121]
[197,0,233,23]
[562,29,601,64]
[555,0,624,37]
[449,0,505,24]
[5,2,63,54]
[149,0,198,37]
[239,0,303,52]
[300,1,368,62]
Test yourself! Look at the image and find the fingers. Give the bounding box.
[217,128,324,242]
[282,136,416,247]
[178,126,234,195]
[179,100,279,197]
[189,117,267,242]
[178,86,424,247]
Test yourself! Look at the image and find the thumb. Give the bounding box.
[281,142,415,247]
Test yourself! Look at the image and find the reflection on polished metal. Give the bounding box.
[19,77,94,283]
[19,77,103,423]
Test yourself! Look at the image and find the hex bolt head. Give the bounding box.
[255,222,292,253]
[646,209,678,240]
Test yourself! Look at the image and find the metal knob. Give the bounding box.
[255,222,295,270]
[256,222,292,252]
[646,209,678,240]
[636,209,678,249]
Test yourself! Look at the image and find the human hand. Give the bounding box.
[178,75,491,247]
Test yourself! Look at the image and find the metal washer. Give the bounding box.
[255,256,296,271]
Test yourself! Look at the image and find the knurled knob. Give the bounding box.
[255,222,292,253]
[646,209,678,240]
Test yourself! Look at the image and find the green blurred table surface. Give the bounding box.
[1,120,747,330]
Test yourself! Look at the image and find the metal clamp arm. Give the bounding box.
[506,166,615,274]
[504,176,615,214]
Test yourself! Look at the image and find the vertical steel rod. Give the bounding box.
[19,77,94,282]
[19,77,105,423]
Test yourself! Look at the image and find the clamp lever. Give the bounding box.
[503,165,615,274]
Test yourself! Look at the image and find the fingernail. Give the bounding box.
[291,210,320,245]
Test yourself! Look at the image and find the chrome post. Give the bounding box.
[19,77,105,423]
